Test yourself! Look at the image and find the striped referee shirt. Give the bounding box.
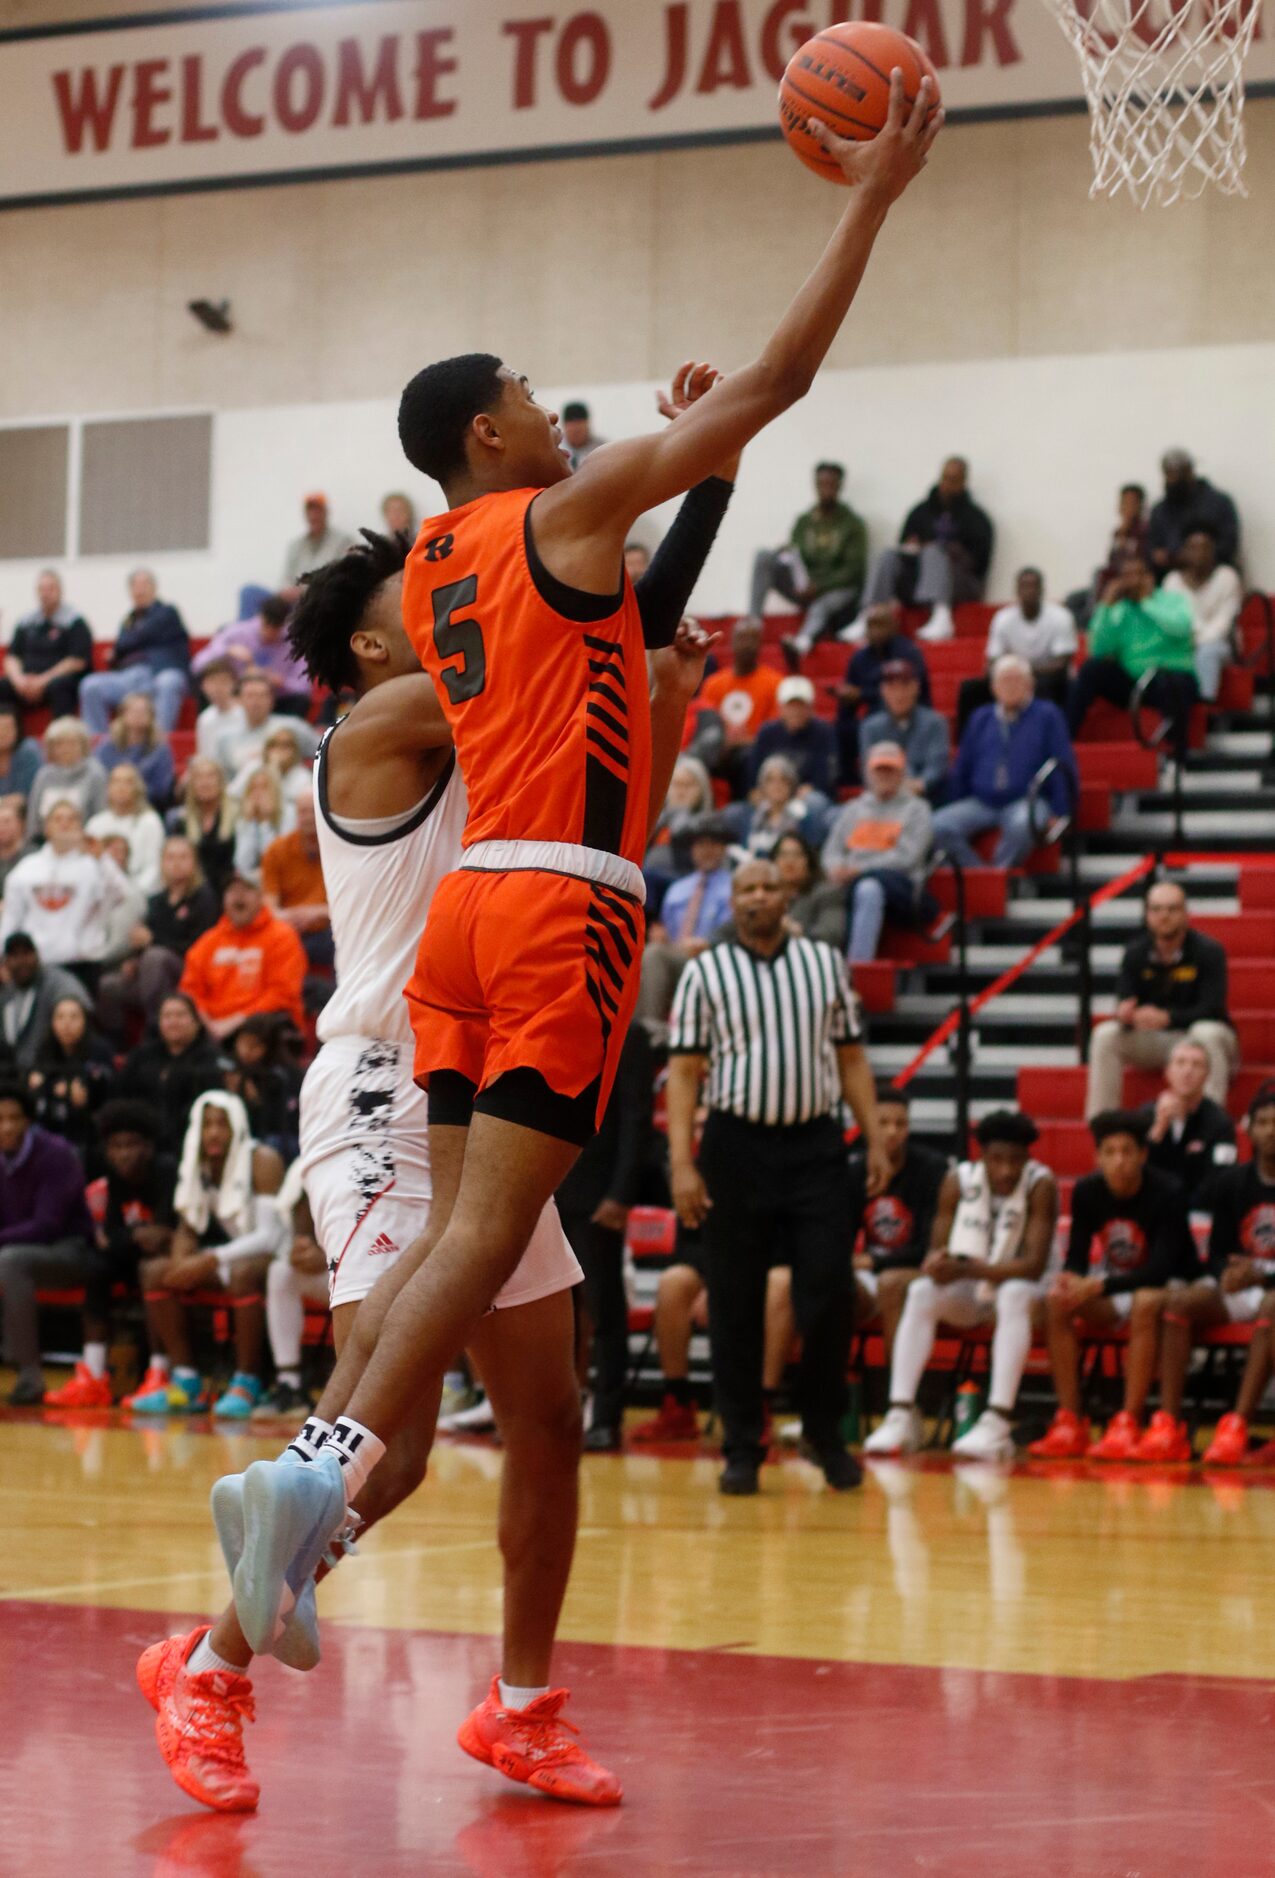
[668,935,863,1128]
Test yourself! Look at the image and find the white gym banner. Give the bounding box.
[1,0,1272,208]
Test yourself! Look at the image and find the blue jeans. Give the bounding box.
[931,795,1035,869]
[79,666,188,735]
[846,869,919,961]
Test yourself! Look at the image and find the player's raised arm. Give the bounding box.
[534,73,941,571]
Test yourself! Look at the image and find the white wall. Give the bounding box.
[0,339,1266,638]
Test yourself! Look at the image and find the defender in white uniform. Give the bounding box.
[301,732,580,1313]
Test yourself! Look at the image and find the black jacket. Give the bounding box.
[557,1025,654,1217]
[118,1036,225,1152]
[1138,1096,1236,1200]
[1148,478,1240,570]
[901,487,994,582]
[1115,928,1230,1029]
[145,882,220,957]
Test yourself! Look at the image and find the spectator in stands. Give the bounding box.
[849,1086,949,1353]
[0,570,93,726]
[261,793,330,978]
[821,742,935,962]
[859,660,950,801]
[96,836,219,1044]
[128,1090,285,1418]
[87,763,166,893]
[95,834,146,969]
[234,764,296,880]
[1029,1109,1194,1461]
[1162,528,1243,702]
[733,756,828,859]
[43,1099,178,1410]
[838,606,931,785]
[27,717,107,830]
[562,401,603,472]
[772,832,848,948]
[282,494,353,592]
[223,1015,300,1157]
[215,670,319,781]
[746,462,867,664]
[697,619,782,783]
[381,492,415,539]
[79,570,190,736]
[95,691,175,809]
[195,660,246,763]
[238,722,312,810]
[118,993,224,1154]
[1082,484,1150,621]
[0,934,88,1071]
[748,676,839,797]
[0,802,27,900]
[850,456,994,644]
[27,996,115,1166]
[667,856,883,1494]
[865,1111,1056,1462]
[933,656,1076,870]
[1148,449,1240,573]
[643,755,713,904]
[0,707,43,804]
[1184,1087,1275,1466]
[1,801,135,982]
[0,1079,97,1404]
[638,814,735,1035]
[958,569,1077,729]
[1068,554,1198,763]
[556,1022,654,1453]
[1087,878,1237,1115]
[193,594,310,716]
[1139,1036,1237,1200]
[179,872,306,1040]
[623,542,651,583]
[168,757,237,895]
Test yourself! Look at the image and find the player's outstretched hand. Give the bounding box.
[651,616,719,702]
[807,70,943,204]
[656,361,722,422]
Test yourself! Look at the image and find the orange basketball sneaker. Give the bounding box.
[137,1623,259,1813]
[1133,1410,1193,1463]
[630,1393,699,1443]
[458,1678,622,1806]
[1202,1411,1250,1466]
[44,1362,112,1408]
[1028,1408,1091,1459]
[1088,1410,1142,1460]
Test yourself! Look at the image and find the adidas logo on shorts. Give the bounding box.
[367,1232,398,1258]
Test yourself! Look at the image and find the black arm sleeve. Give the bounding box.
[634,476,734,649]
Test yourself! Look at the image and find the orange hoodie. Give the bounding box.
[179,906,306,1029]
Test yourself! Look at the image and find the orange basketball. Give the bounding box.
[779,23,941,183]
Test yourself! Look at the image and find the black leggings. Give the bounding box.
[1066,657,1198,761]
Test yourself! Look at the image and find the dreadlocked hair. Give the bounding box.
[286,528,410,695]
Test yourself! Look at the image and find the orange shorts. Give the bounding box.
[405,867,643,1142]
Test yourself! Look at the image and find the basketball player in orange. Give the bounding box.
[223,76,938,1795]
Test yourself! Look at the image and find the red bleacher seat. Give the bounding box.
[879,925,951,966]
[1076,783,1110,833]
[1019,1063,1275,1126]
[1075,743,1157,791]
[1031,1121,1097,1176]
[1239,867,1275,911]
[930,867,1006,919]
[1194,916,1275,954]
[920,640,985,677]
[850,960,896,1014]
[624,1207,677,1264]
[1220,960,1275,1005]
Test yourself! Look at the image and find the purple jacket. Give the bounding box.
[0,1125,94,1246]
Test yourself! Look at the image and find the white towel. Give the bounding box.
[949,1158,1038,1270]
[174,1090,256,1240]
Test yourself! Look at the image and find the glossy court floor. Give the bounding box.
[4,1403,1275,1878]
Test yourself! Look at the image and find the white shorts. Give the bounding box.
[1223,1284,1266,1325]
[299,1035,581,1314]
[1105,1291,1133,1324]
[857,1268,880,1302]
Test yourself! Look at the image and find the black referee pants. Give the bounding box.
[699,1110,853,1469]
[560,1209,628,1433]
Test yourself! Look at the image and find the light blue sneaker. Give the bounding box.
[234,1451,346,1657]
[212,1372,265,1420]
[128,1369,208,1416]
[211,1471,320,1672]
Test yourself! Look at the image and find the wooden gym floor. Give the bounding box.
[3,1400,1275,1876]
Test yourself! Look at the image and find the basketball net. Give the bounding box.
[1039,0,1261,207]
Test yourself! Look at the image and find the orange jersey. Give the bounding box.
[403,489,652,866]
[699,665,782,743]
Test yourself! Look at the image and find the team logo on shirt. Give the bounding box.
[33,886,74,912]
[864,1194,914,1257]
[1090,1219,1147,1274]
[1240,1204,1275,1257]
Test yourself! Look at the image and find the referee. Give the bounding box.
[667,856,887,1495]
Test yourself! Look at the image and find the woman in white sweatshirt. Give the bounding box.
[86,763,166,894]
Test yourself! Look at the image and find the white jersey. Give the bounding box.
[313,724,467,1046]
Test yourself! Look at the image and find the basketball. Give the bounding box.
[778,23,942,182]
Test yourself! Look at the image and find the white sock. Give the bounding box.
[499,1680,550,1710]
[276,1367,302,1389]
[284,1415,334,1464]
[82,1342,108,1380]
[173,1365,199,1385]
[187,1634,245,1679]
[149,1354,170,1378]
[327,1416,386,1501]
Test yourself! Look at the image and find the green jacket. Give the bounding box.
[791,502,867,596]
[1088,589,1196,679]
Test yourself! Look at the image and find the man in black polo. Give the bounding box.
[0,570,93,726]
[1086,878,1236,1116]
[666,856,887,1496]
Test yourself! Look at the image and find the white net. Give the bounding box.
[1039,0,1262,207]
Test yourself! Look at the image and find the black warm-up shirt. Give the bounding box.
[849,1143,949,1272]
[1065,1167,1195,1296]
[1199,1162,1275,1281]
[1115,930,1230,1029]
[1138,1096,1237,1200]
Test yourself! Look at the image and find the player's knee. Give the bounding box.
[138,1258,170,1292]
[227,1257,270,1297]
[1130,1288,1163,1329]
[505,1382,584,1464]
[997,1279,1035,1317]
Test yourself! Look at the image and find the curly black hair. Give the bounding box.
[974,1108,1040,1149]
[1089,1108,1150,1148]
[286,528,410,696]
[97,1098,163,1143]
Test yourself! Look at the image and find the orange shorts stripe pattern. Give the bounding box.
[406,868,643,1133]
